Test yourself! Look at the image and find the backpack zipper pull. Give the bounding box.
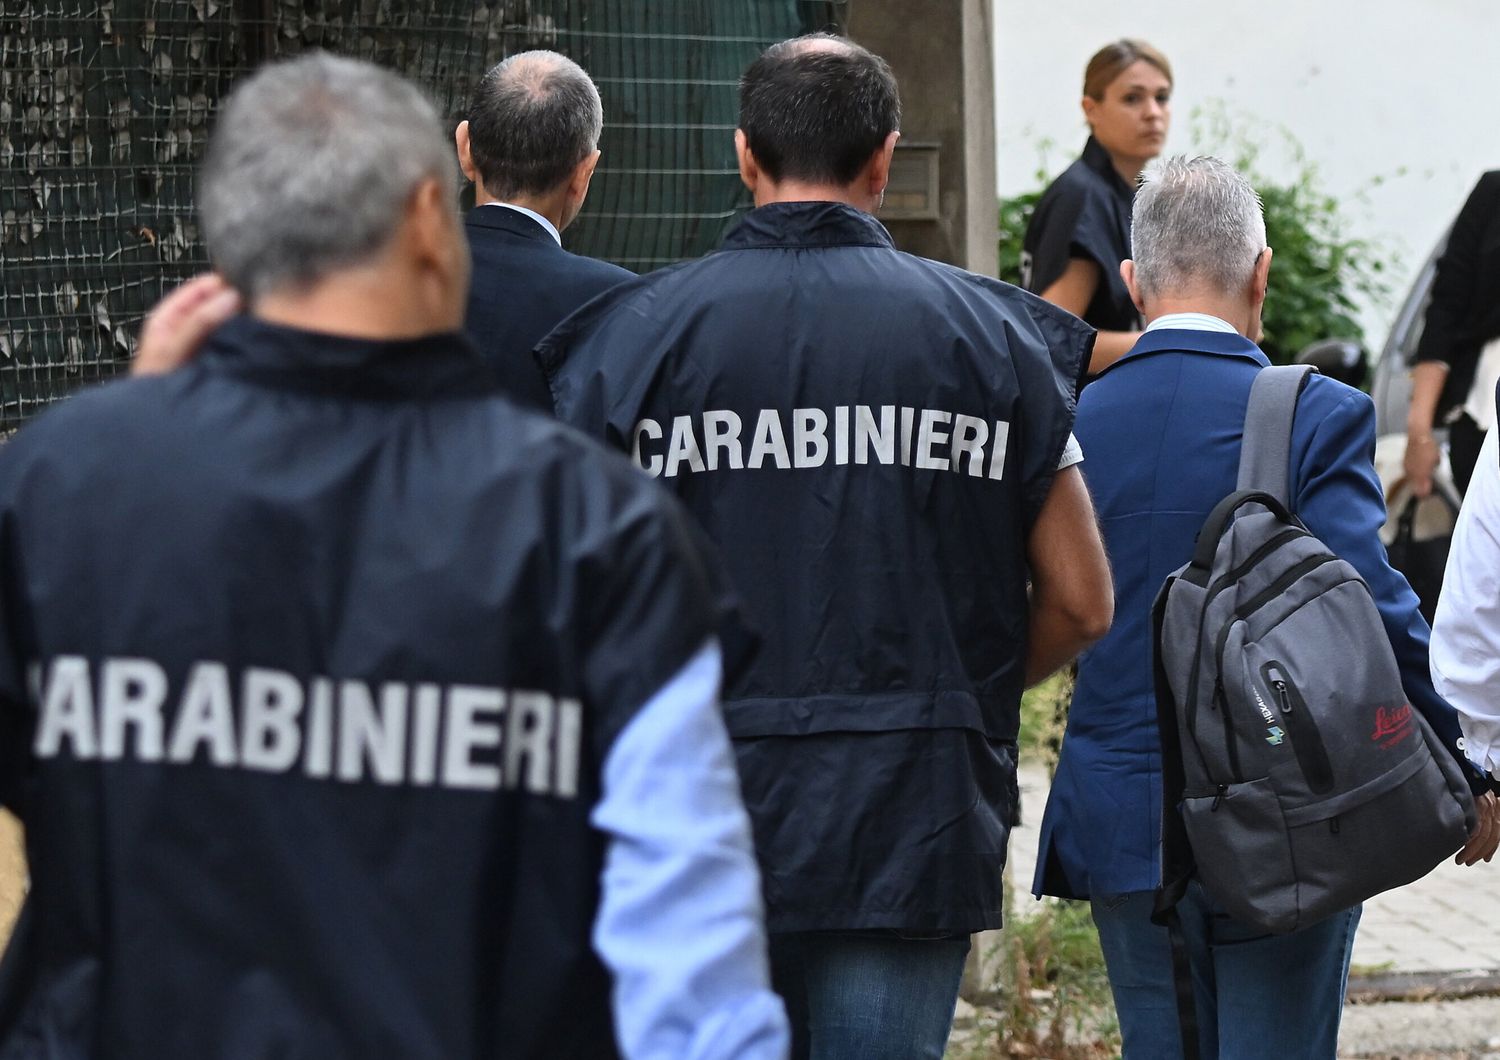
[1211,784,1227,811]
[1273,678,1292,715]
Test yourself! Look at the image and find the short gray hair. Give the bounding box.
[200,52,455,299]
[1131,156,1267,300]
[466,51,603,198]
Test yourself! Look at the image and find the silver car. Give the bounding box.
[1360,232,1462,621]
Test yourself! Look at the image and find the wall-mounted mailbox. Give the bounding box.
[882,142,940,221]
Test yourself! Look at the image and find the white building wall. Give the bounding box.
[993,0,1499,347]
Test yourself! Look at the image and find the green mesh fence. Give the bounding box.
[0,0,848,427]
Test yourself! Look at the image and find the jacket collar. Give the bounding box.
[1080,135,1136,203]
[198,315,499,400]
[1099,327,1272,378]
[719,201,895,252]
[464,204,560,245]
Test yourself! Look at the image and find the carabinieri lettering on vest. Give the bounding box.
[30,656,582,796]
[632,406,1012,479]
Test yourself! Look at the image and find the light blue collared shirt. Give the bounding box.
[482,201,562,246]
[1144,311,1239,335]
[592,640,790,1060]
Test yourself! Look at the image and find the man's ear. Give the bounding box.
[406,177,457,271]
[569,149,601,204]
[403,176,469,323]
[454,121,478,184]
[1251,247,1273,309]
[735,129,760,195]
[867,130,900,200]
[1121,259,1146,314]
[1246,247,1273,344]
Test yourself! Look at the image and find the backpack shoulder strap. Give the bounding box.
[1150,574,1202,1060]
[1150,575,1195,918]
[1235,364,1318,506]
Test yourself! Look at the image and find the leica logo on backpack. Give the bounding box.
[1371,704,1415,749]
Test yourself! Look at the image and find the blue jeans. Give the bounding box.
[1091,882,1361,1059]
[768,931,970,1060]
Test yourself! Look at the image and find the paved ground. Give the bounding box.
[983,763,1500,1058]
[1340,998,1500,1058]
[1352,846,1500,976]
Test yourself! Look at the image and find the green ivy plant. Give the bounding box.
[997,105,1394,367]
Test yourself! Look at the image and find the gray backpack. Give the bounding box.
[1151,365,1476,937]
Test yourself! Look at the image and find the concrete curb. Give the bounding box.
[1348,969,1500,1004]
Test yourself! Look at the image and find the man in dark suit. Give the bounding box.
[455,51,633,411]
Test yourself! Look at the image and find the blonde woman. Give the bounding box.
[1023,40,1172,375]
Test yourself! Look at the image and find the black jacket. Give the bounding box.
[0,318,726,1059]
[540,202,1093,934]
[463,206,634,411]
[1022,136,1141,334]
[1416,170,1500,418]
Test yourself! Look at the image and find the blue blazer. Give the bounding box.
[463,206,634,412]
[1033,328,1480,901]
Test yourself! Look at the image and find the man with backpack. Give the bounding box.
[1032,155,1499,1059]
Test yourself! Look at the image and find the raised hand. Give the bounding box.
[132,274,242,377]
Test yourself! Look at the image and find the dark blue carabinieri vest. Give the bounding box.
[542,202,1092,933]
[0,319,727,1058]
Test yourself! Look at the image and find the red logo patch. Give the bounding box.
[1371,704,1415,748]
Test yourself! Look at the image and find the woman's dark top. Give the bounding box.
[1022,136,1141,333]
[1416,170,1500,419]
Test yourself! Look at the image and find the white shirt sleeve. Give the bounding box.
[590,640,790,1060]
[1057,432,1084,470]
[1432,425,1500,778]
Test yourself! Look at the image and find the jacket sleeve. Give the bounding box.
[591,641,790,1060]
[1415,173,1500,406]
[568,451,758,759]
[1024,176,1118,298]
[1296,387,1489,794]
[1023,180,1085,295]
[1432,425,1500,777]
[1007,288,1095,526]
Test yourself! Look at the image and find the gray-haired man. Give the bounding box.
[456,50,633,411]
[1032,155,1498,1058]
[0,52,788,1059]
